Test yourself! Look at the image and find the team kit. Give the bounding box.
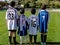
[6,1,49,45]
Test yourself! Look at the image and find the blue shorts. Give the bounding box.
[17,27,27,36]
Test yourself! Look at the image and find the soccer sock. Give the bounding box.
[13,37,16,43]
[20,36,22,44]
[44,35,47,42]
[34,35,37,43]
[29,35,32,44]
[9,36,12,43]
[41,34,43,42]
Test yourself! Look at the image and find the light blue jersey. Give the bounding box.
[28,15,39,35]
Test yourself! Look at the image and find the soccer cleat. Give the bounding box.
[14,41,19,44]
[8,42,13,44]
[20,42,22,45]
[29,42,32,45]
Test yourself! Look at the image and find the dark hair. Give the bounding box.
[10,1,15,7]
[41,3,46,9]
[20,8,25,14]
[31,8,36,14]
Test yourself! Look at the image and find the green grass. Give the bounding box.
[0,10,60,45]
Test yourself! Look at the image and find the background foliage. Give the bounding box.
[18,0,60,8]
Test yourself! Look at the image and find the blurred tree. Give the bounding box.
[18,0,22,2]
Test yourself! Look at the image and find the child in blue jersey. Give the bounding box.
[18,8,28,45]
[6,1,19,44]
[28,8,39,44]
[38,4,49,45]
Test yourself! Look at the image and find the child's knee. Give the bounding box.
[12,32,16,37]
[8,31,12,36]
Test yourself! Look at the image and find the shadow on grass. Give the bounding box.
[2,42,60,45]
[0,44,2,45]
[6,44,60,45]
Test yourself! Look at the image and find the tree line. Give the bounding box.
[0,0,60,9]
[18,0,60,8]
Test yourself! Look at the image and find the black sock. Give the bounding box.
[41,34,43,42]
[29,35,32,43]
[44,35,47,42]
[13,37,16,43]
[9,36,12,43]
[34,35,37,43]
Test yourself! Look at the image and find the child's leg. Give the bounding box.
[41,33,44,45]
[41,33,43,43]
[24,36,27,43]
[29,35,32,44]
[12,31,16,43]
[20,36,22,44]
[34,35,37,44]
[8,31,12,44]
[43,33,47,43]
[12,30,19,44]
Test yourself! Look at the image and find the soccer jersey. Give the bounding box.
[6,8,18,30]
[38,10,49,33]
[28,15,39,35]
[18,14,27,36]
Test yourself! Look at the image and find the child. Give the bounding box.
[38,4,49,45]
[28,8,39,44]
[5,1,19,44]
[18,8,28,45]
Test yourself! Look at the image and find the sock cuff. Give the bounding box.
[9,36,12,38]
[13,37,16,38]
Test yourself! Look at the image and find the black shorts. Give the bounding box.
[8,30,16,32]
[29,35,37,36]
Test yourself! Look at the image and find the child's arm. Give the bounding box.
[26,17,29,30]
[17,16,20,27]
[27,17,30,30]
[26,21,29,29]
[37,16,40,30]
[38,12,40,26]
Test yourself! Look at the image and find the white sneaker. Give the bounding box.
[20,42,22,45]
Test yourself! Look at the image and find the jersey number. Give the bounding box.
[8,11,15,20]
[31,19,36,27]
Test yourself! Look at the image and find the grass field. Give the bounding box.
[0,10,60,45]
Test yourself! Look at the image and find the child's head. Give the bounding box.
[10,1,15,7]
[41,3,46,9]
[20,8,25,14]
[31,8,36,14]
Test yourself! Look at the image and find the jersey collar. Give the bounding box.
[40,9,46,11]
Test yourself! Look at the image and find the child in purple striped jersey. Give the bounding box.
[17,8,28,45]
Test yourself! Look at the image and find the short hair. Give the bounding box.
[10,1,15,7]
[20,8,25,14]
[41,3,46,9]
[31,8,36,14]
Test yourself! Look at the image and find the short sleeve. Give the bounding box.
[27,17,30,24]
[38,12,40,25]
[15,9,19,19]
